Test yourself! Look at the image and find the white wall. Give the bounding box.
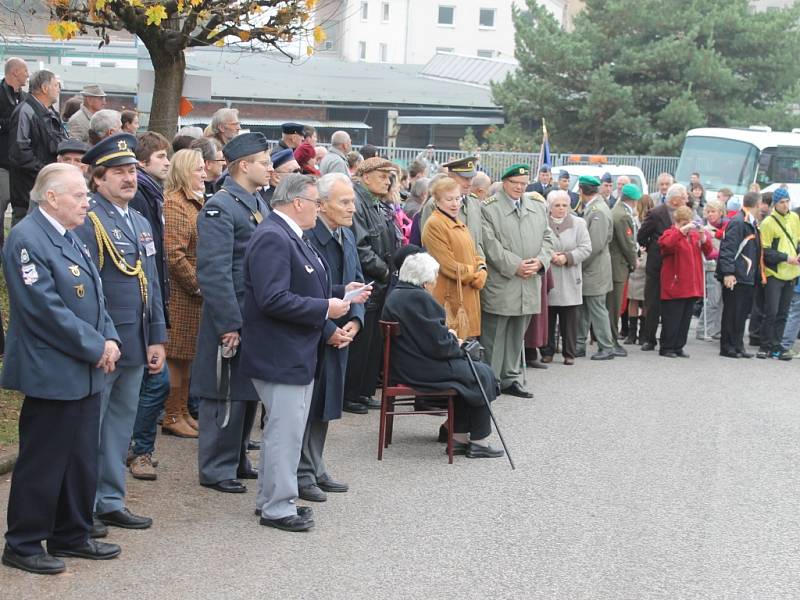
[325,0,566,64]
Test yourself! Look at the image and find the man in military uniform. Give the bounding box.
[575,175,625,361]
[277,122,304,151]
[74,133,167,532]
[607,183,640,348]
[192,132,271,494]
[526,164,554,198]
[2,164,122,575]
[419,155,484,256]
[558,170,580,211]
[480,164,554,398]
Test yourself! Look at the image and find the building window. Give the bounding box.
[358,41,367,60]
[435,47,454,54]
[360,1,368,20]
[477,49,493,58]
[379,42,388,62]
[438,5,455,26]
[382,1,390,22]
[479,8,495,28]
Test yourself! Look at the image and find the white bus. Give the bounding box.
[676,127,800,207]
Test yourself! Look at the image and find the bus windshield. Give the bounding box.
[756,146,800,187]
[676,136,759,195]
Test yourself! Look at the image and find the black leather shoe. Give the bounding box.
[97,508,153,529]
[612,345,628,357]
[659,351,678,358]
[501,382,533,398]
[575,350,586,357]
[317,478,348,493]
[591,349,615,360]
[447,442,469,456]
[2,546,65,575]
[359,396,382,409]
[342,400,368,415]
[720,350,740,358]
[49,539,121,560]
[466,443,505,459]
[675,349,690,358]
[260,514,314,532]
[201,479,247,494]
[255,506,313,518]
[738,351,754,359]
[236,468,259,480]
[756,350,769,359]
[640,342,656,351]
[246,440,261,451]
[298,484,327,502]
[525,360,548,369]
[90,516,108,539]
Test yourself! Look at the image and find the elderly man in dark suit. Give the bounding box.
[299,173,366,503]
[241,173,365,532]
[2,164,121,574]
[74,134,167,533]
[636,183,688,351]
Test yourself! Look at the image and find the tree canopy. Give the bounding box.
[43,0,323,137]
[490,0,800,155]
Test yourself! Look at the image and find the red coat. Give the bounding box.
[658,226,713,300]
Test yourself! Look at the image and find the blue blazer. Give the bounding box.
[240,212,340,385]
[74,193,167,367]
[306,220,364,421]
[2,209,119,400]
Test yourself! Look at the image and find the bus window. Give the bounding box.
[676,136,759,195]
[757,146,800,187]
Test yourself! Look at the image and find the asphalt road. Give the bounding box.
[1,333,799,599]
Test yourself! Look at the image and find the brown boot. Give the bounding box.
[181,404,199,431]
[161,383,198,438]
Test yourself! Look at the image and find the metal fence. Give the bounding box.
[370,146,679,190]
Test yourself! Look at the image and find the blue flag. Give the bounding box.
[538,119,551,170]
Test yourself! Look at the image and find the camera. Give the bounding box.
[461,339,485,362]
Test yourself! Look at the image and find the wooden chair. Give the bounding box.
[378,320,457,464]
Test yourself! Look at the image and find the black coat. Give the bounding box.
[307,221,365,421]
[637,203,672,277]
[0,79,25,168]
[381,282,496,407]
[716,210,762,286]
[130,169,170,323]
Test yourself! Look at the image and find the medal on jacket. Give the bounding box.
[74,284,85,298]
[112,228,122,240]
[68,264,80,277]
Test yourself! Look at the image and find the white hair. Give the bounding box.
[89,109,121,137]
[318,172,352,200]
[399,252,439,287]
[471,171,491,190]
[30,163,82,205]
[177,126,203,139]
[211,108,239,134]
[330,130,351,148]
[546,189,570,207]
[666,183,687,203]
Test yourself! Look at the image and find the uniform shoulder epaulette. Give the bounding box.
[482,195,498,206]
[524,191,546,204]
[130,206,143,217]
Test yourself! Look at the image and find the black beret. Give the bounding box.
[281,122,304,135]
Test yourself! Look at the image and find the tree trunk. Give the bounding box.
[143,41,185,139]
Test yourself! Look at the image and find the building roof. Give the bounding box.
[419,53,518,89]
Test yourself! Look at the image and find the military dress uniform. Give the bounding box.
[2,206,119,570]
[606,186,640,344]
[73,134,167,523]
[480,165,554,393]
[575,176,619,358]
[192,133,270,492]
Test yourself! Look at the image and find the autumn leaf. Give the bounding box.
[96,0,107,10]
[307,45,314,56]
[238,30,250,42]
[313,25,326,44]
[190,0,203,6]
[145,4,168,26]
[305,0,317,9]
[47,20,80,41]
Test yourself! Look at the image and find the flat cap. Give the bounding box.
[222,132,268,162]
[558,170,570,180]
[600,172,613,183]
[356,157,395,177]
[442,155,477,178]
[281,122,304,135]
[271,148,296,169]
[621,183,642,201]
[501,164,531,180]
[82,133,137,167]
[57,138,90,156]
[80,84,106,97]
[539,164,551,173]
[578,175,602,187]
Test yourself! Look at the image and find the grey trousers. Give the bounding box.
[95,364,145,514]
[481,312,531,388]
[197,399,254,485]
[577,294,615,352]
[252,379,314,520]
[297,418,329,489]
[696,271,722,339]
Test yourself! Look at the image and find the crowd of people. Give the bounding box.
[1,58,799,575]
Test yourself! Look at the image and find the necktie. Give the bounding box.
[64,230,81,252]
[515,199,521,213]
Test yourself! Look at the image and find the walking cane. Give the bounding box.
[463,342,515,470]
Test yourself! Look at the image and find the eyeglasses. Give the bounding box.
[296,195,321,206]
[251,160,272,167]
[210,159,227,164]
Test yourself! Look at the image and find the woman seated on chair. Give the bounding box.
[381,252,504,459]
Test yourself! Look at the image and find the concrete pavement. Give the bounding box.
[1,333,799,599]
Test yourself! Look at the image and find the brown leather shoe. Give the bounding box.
[129,453,157,480]
[540,355,553,364]
[161,415,199,438]
[564,357,575,365]
[182,408,199,431]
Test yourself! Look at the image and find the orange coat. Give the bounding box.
[422,209,487,338]
[164,189,203,360]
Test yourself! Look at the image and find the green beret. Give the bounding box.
[501,164,531,179]
[622,183,642,201]
[578,175,602,187]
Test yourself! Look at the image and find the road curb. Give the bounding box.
[0,452,17,476]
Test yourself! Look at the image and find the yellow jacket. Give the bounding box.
[760,210,800,281]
